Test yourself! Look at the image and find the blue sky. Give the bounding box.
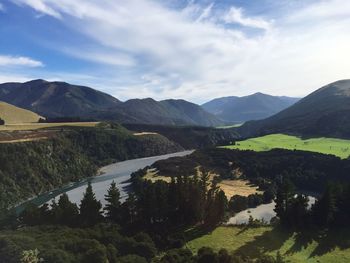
[0,0,350,103]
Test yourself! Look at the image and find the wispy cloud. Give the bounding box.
[0,3,5,12]
[223,7,272,30]
[0,55,44,67]
[8,0,350,102]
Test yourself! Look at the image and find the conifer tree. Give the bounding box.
[80,182,102,226]
[104,181,121,222]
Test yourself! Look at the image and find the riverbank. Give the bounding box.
[15,150,193,213]
[0,124,183,211]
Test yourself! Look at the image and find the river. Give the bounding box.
[227,196,316,225]
[16,150,193,213]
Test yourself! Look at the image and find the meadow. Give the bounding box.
[186,226,350,263]
[223,134,350,159]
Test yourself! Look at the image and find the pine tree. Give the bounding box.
[122,192,138,225]
[274,179,295,226]
[80,182,102,226]
[57,193,79,226]
[104,181,121,223]
[312,184,337,226]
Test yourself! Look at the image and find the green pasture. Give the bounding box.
[223,134,350,159]
[186,226,350,263]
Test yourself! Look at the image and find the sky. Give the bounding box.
[0,0,350,103]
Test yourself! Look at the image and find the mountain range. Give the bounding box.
[0,80,224,127]
[236,79,350,139]
[202,93,299,123]
[0,79,121,118]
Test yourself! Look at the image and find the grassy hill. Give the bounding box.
[186,226,350,263]
[0,101,42,124]
[223,134,350,159]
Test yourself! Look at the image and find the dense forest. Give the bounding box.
[0,178,286,263]
[150,148,350,193]
[123,124,238,149]
[0,123,182,210]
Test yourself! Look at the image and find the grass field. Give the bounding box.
[223,134,350,159]
[0,122,99,131]
[0,101,42,124]
[186,226,350,262]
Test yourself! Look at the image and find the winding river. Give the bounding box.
[16,150,193,213]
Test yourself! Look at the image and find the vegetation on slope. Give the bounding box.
[149,148,350,193]
[224,134,350,159]
[123,123,238,149]
[0,124,182,210]
[236,79,350,139]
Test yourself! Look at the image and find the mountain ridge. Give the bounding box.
[236,79,350,139]
[0,80,225,127]
[202,92,299,123]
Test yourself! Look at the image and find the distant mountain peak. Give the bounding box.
[237,79,350,139]
[202,92,299,123]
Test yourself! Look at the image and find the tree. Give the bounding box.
[79,182,102,226]
[274,179,295,226]
[54,193,79,226]
[19,203,42,226]
[20,249,43,263]
[122,193,138,225]
[104,181,121,223]
[312,184,337,226]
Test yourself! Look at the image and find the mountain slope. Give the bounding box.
[0,80,224,126]
[0,101,42,124]
[0,79,121,118]
[202,93,299,123]
[93,98,225,126]
[236,80,350,138]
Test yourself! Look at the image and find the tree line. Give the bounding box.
[20,171,228,230]
[274,180,350,229]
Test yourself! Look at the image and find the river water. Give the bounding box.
[16,150,193,212]
[227,196,316,225]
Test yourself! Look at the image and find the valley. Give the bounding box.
[1,79,350,263]
[2,3,350,262]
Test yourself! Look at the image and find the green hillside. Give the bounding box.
[223,134,350,159]
[186,226,350,263]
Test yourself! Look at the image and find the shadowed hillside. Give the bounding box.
[236,80,350,139]
[202,93,299,123]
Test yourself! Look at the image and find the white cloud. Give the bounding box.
[9,0,350,102]
[223,7,272,30]
[0,55,44,67]
[0,3,5,12]
[12,0,61,18]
